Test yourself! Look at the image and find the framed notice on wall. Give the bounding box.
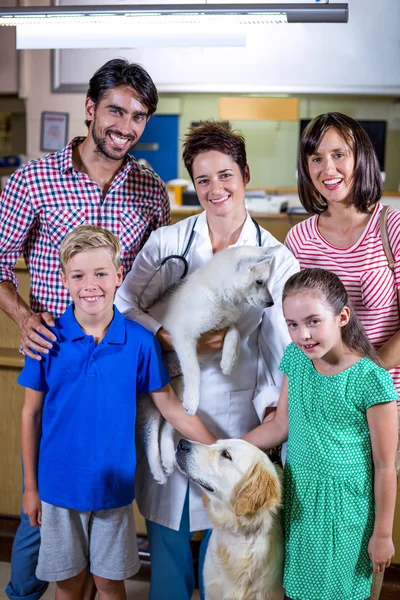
[40,111,69,152]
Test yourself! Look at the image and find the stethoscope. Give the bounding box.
[137,215,262,312]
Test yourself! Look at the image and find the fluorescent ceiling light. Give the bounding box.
[16,18,253,49]
[5,14,289,26]
[0,4,349,27]
[14,14,293,50]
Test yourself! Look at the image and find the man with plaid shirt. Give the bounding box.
[0,58,170,600]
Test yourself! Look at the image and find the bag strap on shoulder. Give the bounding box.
[379,205,396,271]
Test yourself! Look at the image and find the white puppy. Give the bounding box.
[176,438,284,600]
[148,245,273,415]
[139,245,273,484]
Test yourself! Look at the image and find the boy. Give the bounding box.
[19,225,215,600]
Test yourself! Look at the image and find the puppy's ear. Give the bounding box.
[202,494,210,508]
[236,257,253,271]
[234,463,280,517]
[254,254,271,265]
[237,255,270,272]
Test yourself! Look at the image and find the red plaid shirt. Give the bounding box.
[0,137,171,318]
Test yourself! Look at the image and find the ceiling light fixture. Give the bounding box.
[15,18,252,50]
[0,4,349,27]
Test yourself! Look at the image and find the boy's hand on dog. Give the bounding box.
[197,327,228,354]
[23,490,42,526]
[368,532,394,572]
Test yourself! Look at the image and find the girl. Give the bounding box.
[243,268,398,600]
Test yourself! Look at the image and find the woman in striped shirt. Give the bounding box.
[285,112,400,599]
[287,112,400,399]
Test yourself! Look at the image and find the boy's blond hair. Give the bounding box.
[59,225,121,272]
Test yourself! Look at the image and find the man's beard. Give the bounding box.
[91,119,136,161]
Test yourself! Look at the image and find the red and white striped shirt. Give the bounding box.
[285,202,400,403]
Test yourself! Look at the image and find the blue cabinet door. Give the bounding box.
[130,114,179,183]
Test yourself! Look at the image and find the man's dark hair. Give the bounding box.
[85,58,158,127]
[182,120,247,180]
[298,112,382,214]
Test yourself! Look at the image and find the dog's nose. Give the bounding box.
[178,439,192,453]
[265,300,274,307]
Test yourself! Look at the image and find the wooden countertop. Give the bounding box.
[15,257,26,270]
[241,188,400,197]
[0,348,24,368]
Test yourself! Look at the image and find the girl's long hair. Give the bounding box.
[283,269,380,365]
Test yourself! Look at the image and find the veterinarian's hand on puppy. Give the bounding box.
[368,532,394,573]
[150,383,216,444]
[196,327,228,354]
[156,327,174,351]
[156,326,228,355]
[23,489,42,527]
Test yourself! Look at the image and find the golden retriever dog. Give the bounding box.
[176,439,284,600]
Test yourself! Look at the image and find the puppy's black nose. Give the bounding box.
[178,439,192,453]
[265,300,274,308]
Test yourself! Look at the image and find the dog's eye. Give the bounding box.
[221,450,232,461]
[255,279,264,287]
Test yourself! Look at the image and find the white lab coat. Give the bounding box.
[115,211,299,531]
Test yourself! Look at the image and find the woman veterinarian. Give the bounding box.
[115,121,299,600]
[285,112,400,600]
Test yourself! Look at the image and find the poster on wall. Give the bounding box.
[40,111,69,152]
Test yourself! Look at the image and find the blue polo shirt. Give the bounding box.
[18,304,169,511]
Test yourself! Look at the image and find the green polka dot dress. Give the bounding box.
[280,343,398,600]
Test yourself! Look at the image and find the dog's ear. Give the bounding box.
[236,255,270,272]
[254,254,271,265]
[234,463,280,517]
[236,257,253,271]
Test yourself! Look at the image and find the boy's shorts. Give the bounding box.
[36,502,140,582]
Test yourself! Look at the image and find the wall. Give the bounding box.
[0,0,18,94]
[0,97,26,156]
[178,94,400,190]
[55,0,400,95]
[21,50,400,191]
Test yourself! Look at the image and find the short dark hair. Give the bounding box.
[298,112,382,214]
[85,58,158,127]
[283,268,380,365]
[182,120,247,180]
